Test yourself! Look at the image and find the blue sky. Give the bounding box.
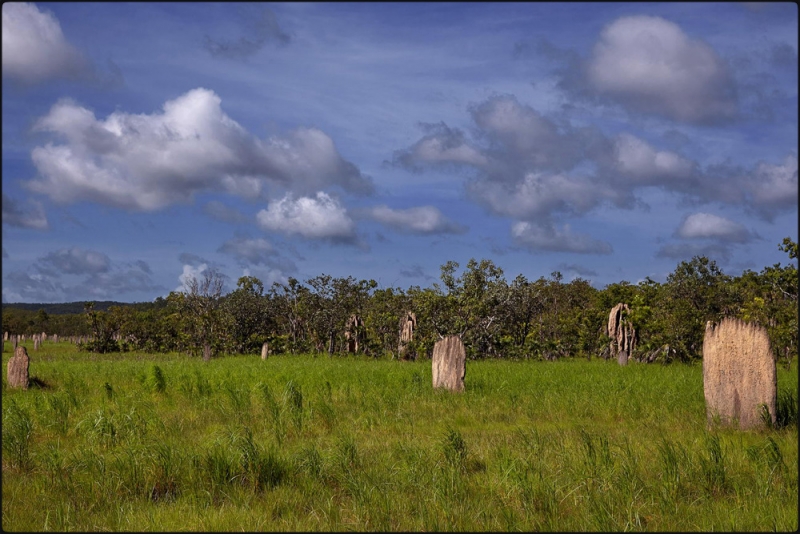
[2,1,797,303]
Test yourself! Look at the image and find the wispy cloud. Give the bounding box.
[203,201,248,224]
[204,6,290,60]
[511,221,613,254]
[217,236,297,272]
[2,193,49,230]
[360,204,467,235]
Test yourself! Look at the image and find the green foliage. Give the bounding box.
[775,389,798,429]
[1,238,795,366]
[2,399,34,469]
[1,352,797,530]
[442,428,468,471]
[145,365,166,394]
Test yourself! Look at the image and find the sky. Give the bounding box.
[1,1,797,304]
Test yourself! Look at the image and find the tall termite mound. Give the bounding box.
[432,335,466,392]
[398,311,417,360]
[608,303,636,365]
[703,317,776,429]
[7,346,30,389]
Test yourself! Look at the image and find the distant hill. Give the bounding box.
[2,299,166,315]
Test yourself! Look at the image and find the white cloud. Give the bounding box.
[511,221,613,254]
[2,2,88,84]
[412,136,488,167]
[2,193,48,230]
[391,123,487,171]
[256,192,356,241]
[467,172,607,221]
[587,15,738,123]
[469,95,582,171]
[26,88,372,211]
[364,205,466,235]
[176,263,208,293]
[749,154,798,215]
[613,133,695,184]
[675,212,753,243]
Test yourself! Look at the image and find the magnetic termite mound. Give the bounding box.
[7,346,30,390]
[703,317,776,429]
[432,335,466,392]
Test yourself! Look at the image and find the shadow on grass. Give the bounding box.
[28,376,53,390]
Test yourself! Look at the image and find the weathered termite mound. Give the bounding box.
[7,346,30,389]
[432,335,466,392]
[607,303,636,365]
[703,317,776,429]
[398,311,417,360]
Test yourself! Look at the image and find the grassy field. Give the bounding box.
[2,340,798,531]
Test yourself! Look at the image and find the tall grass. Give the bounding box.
[2,342,797,531]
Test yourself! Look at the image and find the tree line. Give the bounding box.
[3,238,796,368]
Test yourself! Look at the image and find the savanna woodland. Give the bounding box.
[2,238,798,531]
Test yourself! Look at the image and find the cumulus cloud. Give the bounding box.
[3,270,64,302]
[256,192,357,242]
[748,154,798,217]
[586,15,738,124]
[2,193,48,230]
[675,212,754,243]
[176,263,207,293]
[75,261,163,300]
[217,236,297,272]
[468,96,585,172]
[467,172,609,221]
[1,2,89,84]
[1,3,121,87]
[391,122,487,171]
[26,88,373,211]
[395,90,797,236]
[38,247,111,276]
[363,205,467,235]
[511,221,613,254]
[612,133,696,185]
[2,250,162,302]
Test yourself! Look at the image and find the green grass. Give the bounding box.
[2,340,798,531]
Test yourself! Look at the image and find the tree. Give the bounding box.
[658,256,731,361]
[82,301,120,353]
[269,277,312,354]
[363,286,408,357]
[170,268,227,360]
[223,276,271,354]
